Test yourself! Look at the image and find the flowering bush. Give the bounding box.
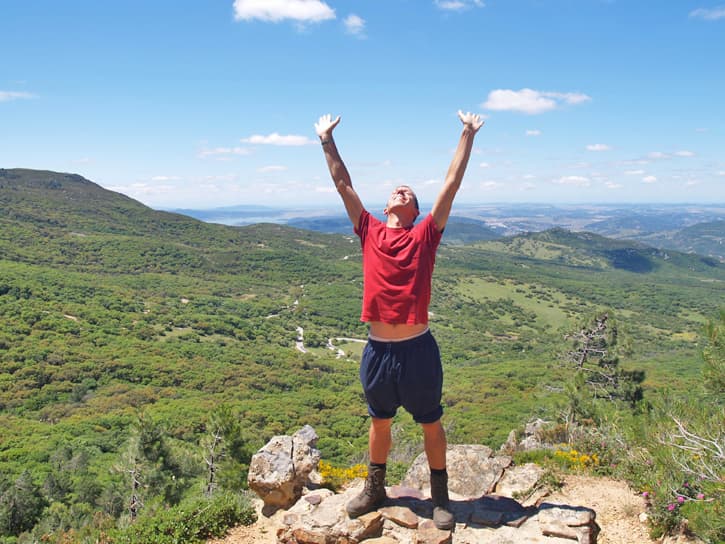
[553,444,600,470]
[317,461,368,492]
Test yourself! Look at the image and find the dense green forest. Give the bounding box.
[1,169,722,542]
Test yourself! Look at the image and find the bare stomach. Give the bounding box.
[368,321,428,340]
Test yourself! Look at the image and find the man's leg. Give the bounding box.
[421,419,446,469]
[347,417,391,518]
[369,417,392,463]
[422,419,455,530]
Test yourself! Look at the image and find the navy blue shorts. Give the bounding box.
[359,330,443,424]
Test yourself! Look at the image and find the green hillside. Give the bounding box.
[633,219,725,262]
[1,169,723,542]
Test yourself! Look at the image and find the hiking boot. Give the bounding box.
[346,464,387,518]
[431,470,455,530]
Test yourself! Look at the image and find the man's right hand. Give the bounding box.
[315,114,341,139]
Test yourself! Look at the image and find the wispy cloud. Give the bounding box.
[434,0,484,11]
[0,91,35,102]
[586,143,610,151]
[525,129,541,136]
[241,133,315,146]
[233,0,335,22]
[482,88,591,114]
[198,146,251,159]
[151,175,181,181]
[605,182,623,189]
[479,162,491,168]
[674,150,695,157]
[624,169,645,175]
[344,14,366,36]
[647,151,669,160]
[553,175,590,187]
[257,165,288,173]
[689,6,725,20]
[642,175,657,184]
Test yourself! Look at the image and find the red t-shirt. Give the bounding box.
[355,210,442,325]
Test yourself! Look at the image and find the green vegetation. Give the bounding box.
[1,169,723,542]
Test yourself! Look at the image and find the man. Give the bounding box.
[315,110,484,530]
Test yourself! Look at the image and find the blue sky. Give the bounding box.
[2,0,724,210]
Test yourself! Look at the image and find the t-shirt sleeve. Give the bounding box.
[420,213,443,247]
[354,209,370,245]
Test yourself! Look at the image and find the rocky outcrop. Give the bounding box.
[247,425,321,511]
[249,427,601,543]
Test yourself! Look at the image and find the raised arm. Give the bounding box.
[430,110,484,231]
[315,114,364,227]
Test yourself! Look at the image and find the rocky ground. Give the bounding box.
[208,473,655,544]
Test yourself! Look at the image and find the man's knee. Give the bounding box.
[370,417,393,431]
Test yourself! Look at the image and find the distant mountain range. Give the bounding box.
[172,200,725,261]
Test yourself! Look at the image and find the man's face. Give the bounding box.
[386,186,418,213]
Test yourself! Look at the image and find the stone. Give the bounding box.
[402,445,512,499]
[247,425,320,510]
[346,511,384,540]
[416,519,453,544]
[380,505,419,528]
[495,463,545,498]
[304,494,323,506]
[388,485,425,500]
[538,503,600,544]
[519,418,552,451]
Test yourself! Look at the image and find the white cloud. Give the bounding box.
[151,175,181,181]
[647,151,669,159]
[605,182,623,189]
[482,88,591,114]
[0,91,35,102]
[717,171,725,176]
[521,182,537,191]
[685,179,701,186]
[344,14,366,36]
[526,129,541,136]
[257,165,288,173]
[233,0,335,22]
[642,175,657,184]
[689,6,725,20]
[314,186,335,193]
[586,143,610,152]
[479,162,491,168]
[522,174,536,180]
[481,180,502,190]
[241,133,316,146]
[674,150,695,157]
[553,175,590,187]
[434,0,484,11]
[198,146,251,159]
[624,169,645,175]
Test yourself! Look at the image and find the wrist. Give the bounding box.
[320,136,332,145]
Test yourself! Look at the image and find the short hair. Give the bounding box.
[400,185,419,211]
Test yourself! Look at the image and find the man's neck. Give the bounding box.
[385,211,416,228]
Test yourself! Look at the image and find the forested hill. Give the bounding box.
[0,168,356,275]
[1,168,723,542]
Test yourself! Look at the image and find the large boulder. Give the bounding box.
[401,444,512,498]
[247,425,321,510]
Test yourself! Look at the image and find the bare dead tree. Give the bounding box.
[562,312,643,405]
[204,429,224,497]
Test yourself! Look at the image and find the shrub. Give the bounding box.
[318,461,367,492]
[108,491,256,544]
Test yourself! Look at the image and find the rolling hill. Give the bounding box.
[1,168,723,542]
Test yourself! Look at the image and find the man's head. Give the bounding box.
[384,185,420,225]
